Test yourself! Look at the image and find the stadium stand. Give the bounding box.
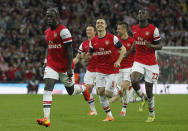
[0,0,187,83]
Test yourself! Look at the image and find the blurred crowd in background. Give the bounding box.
[0,0,187,83]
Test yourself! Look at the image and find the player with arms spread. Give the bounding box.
[131,8,162,122]
[89,18,126,121]
[36,8,89,127]
[73,25,97,116]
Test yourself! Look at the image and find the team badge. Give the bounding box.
[54,33,57,38]
[145,31,149,36]
[105,40,109,45]
[127,43,131,47]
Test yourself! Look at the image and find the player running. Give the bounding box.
[89,18,126,121]
[73,24,97,116]
[36,8,89,127]
[109,22,135,117]
[131,9,162,122]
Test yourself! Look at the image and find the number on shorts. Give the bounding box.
[152,73,158,80]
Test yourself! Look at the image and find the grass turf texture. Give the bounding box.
[0,94,188,131]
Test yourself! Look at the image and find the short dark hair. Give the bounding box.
[96,17,106,24]
[117,22,129,29]
[87,24,97,32]
[47,8,59,17]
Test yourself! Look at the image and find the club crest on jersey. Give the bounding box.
[145,31,150,36]
[127,43,131,47]
[54,33,57,38]
[105,40,109,45]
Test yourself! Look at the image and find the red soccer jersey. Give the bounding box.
[118,36,135,69]
[132,24,160,65]
[45,24,72,73]
[90,33,121,74]
[78,40,97,72]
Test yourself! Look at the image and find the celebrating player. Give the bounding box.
[36,8,89,127]
[131,9,162,122]
[109,22,135,117]
[89,18,126,121]
[73,24,97,116]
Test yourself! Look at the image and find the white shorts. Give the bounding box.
[44,66,74,87]
[96,72,115,92]
[115,68,132,84]
[84,70,96,85]
[131,62,159,83]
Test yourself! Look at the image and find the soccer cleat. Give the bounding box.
[88,110,97,116]
[37,117,51,127]
[103,116,114,122]
[145,115,155,123]
[82,84,90,101]
[120,111,126,117]
[139,100,145,112]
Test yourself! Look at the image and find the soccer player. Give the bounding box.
[89,18,126,121]
[109,22,135,117]
[36,8,89,127]
[131,9,162,122]
[73,24,97,116]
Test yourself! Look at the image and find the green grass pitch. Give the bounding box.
[0,94,188,131]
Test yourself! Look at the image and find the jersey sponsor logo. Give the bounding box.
[48,44,62,48]
[138,37,143,41]
[135,37,145,45]
[93,50,112,56]
[99,48,104,51]
[135,41,145,45]
[48,41,62,48]
[145,31,149,36]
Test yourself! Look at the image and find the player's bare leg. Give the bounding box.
[145,82,155,122]
[131,72,146,112]
[37,78,56,127]
[98,88,114,121]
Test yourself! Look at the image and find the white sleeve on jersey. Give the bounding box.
[78,42,84,53]
[60,28,72,43]
[89,40,93,49]
[113,35,119,45]
[153,28,161,41]
[113,35,122,48]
